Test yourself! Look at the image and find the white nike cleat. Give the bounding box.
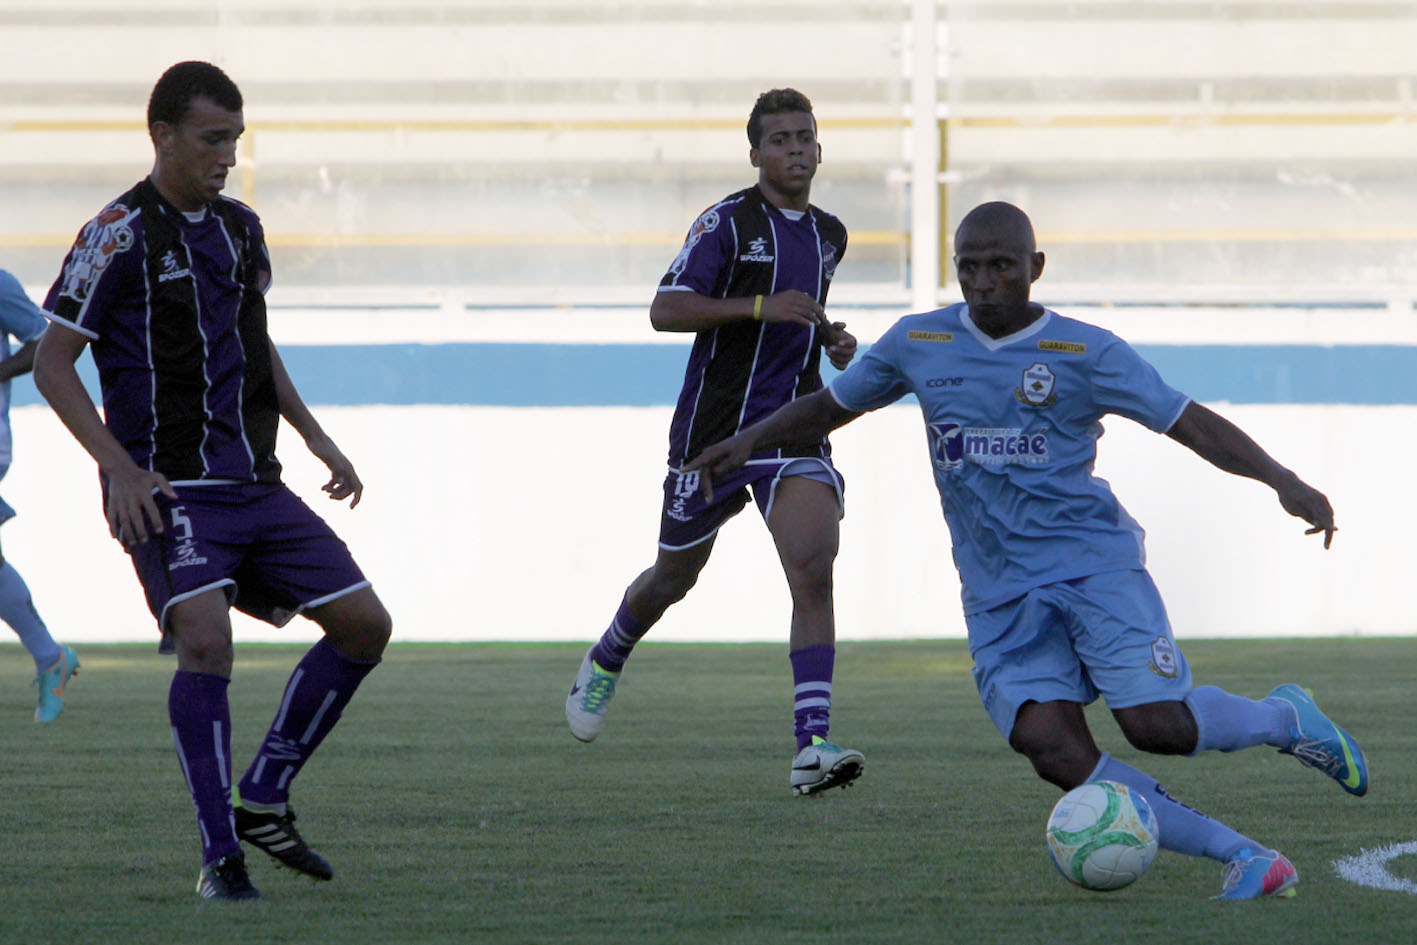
[791,738,865,796]
[566,647,619,742]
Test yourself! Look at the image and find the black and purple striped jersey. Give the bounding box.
[660,185,847,468]
[43,180,282,485]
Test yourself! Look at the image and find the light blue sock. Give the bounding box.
[1184,685,1291,753]
[1091,753,1255,862]
[0,561,59,673]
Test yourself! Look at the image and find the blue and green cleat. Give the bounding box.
[34,645,79,723]
[1267,683,1368,797]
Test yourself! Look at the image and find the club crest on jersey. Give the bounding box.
[821,240,838,281]
[740,236,774,264]
[59,204,134,303]
[1149,636,1180,678]
[1015,361,1057,407]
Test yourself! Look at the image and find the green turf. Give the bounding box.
[0,639,1412,945]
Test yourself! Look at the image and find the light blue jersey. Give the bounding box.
[830,302,1190,614]
[0,271,47,472]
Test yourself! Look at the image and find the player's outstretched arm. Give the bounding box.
[1166,400,1336,548]
[684,387,861,501]
[268,341,363,507]
[34,323,175,544]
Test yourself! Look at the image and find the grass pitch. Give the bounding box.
[0,639,1412,945]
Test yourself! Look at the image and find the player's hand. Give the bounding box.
[758,290,826,328]
[1276,476,1336,549]
[306,433,364,508]
[820,321,857,370]
[105,464,177,546]
[683,435,753,503]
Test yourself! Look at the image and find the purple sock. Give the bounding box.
[169,671,240,865]
[589,597,651,673]
[237,638,378,811]
[790,644,835,750]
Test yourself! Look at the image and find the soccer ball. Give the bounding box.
[1045,780,1159,891]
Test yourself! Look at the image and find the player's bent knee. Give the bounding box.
[645,567,701,606]
[780,550,835,601]
[313,589,392,660]
[170,626,235,675]
[1114,702,1197,756]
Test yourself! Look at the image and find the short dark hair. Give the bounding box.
[147,61,243,128]
[747,88,815,148]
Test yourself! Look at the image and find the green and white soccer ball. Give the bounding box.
[1046,780,1159,891]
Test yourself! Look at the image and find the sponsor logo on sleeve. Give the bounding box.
[1015,361,1058,407]
[669,208,720,275]
[59,204,134,303]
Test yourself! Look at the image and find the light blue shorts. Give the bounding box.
[966,569,1192,739]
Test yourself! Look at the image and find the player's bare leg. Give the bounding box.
[768,477,863,795]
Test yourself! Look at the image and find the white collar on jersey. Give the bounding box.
[960,304,1052,351]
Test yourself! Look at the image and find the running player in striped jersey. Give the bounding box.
[35,62,391,900]
[0,270,78,722]
[687,201,1368,898]
[566,89,865,795]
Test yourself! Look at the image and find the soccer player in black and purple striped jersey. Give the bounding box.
[34,62,391,900]
[566,89,865,796]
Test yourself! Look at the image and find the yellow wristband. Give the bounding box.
[752,294,763,321]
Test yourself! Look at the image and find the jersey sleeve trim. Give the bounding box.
[828,376,882,413]
[1160,395,1192,434]
[41,309,99,340]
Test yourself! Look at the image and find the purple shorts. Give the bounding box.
[125,483,370,647]
[658,457,844,551]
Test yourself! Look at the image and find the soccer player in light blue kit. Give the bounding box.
[0,270,78,722]
[687,201,1368,899]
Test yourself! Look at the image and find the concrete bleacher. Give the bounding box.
[1,0,1413,302]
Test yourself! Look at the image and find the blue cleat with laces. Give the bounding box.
[1267,684,1368,797]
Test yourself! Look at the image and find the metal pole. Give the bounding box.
[910,0,940,313]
